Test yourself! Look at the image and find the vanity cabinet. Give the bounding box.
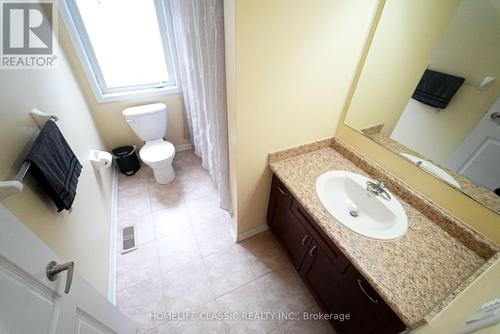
[267,176,311,269]
[267,174,406,334]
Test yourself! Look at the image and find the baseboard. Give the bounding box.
[108,166,118,304]
[175,143,193,152]
[236,223,269,242]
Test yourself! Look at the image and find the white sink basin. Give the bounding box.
[315,171,407,241]
[400,153,461,189]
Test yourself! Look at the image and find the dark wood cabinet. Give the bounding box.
[267,176,311,269]
[270,206,311,269]
[335,265,406,334]
[299,239,346,318]
[267,175,406,334]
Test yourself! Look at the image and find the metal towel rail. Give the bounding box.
[15,162,31,183]
[0,109,58,202]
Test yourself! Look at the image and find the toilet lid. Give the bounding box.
[140,140,175,164]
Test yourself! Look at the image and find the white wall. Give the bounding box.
[0,20,113,297]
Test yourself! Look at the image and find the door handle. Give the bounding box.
[357,279,379,304]
[309,244,318,257]
[491,112,500,121]
[46,261,74,294]
[301,234,309,247]
[277,184,287,195]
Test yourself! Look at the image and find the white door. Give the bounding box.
[446,98,500,192]
[0,204,136,334]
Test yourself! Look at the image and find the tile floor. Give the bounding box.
[115,150,334,334]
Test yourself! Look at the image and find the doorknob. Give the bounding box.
[491,112,500,122]
[46,261,74,294]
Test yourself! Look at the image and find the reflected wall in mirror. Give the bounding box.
[344,0,500,215]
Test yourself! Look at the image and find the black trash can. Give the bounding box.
[112,145,141,176]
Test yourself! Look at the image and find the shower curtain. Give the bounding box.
[170,0,231,212]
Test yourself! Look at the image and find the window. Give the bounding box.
[61,0,178,102]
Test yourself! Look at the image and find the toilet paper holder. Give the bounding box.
[90,150,113,169]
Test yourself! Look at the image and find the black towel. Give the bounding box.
[25,120,82,211]
[412,69,464,109]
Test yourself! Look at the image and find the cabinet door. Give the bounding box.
[299,241,346,331]
[291,200,350,273]
[270,203,312,269]
[300,242,401,334]
[267,176,311,269]
[336,266,406,334]
[334,265,381,333]
[267,175,293,224]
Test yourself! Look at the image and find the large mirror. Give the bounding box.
[344,0,500,215]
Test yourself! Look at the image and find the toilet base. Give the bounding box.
[152,165,175,184]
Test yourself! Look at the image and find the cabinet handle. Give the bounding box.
[277,184,287,195]
[296,205,340,258]
[357,279,379,304]
[301,235,309,247]
[309,244,318,257]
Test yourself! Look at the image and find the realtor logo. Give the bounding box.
[1,0,57,68]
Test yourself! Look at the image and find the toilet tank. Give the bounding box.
[123,103,167,141]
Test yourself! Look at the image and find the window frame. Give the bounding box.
[59,0,180,103]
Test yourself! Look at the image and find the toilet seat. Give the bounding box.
[139,139,175,165]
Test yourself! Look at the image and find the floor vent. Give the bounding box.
[121,225,137,254]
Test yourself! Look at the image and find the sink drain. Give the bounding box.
[349,210,359,217]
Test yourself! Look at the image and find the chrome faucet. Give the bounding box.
[366,180,391,201]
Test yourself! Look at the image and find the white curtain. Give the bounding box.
[170,0,231,212]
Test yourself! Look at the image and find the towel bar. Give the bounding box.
[0,109,59,202]
[15,162,31,182]
[464,76,495,91]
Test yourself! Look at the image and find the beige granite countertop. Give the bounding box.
[268,138,499,328]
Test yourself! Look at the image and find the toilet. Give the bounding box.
[122,103,175,184]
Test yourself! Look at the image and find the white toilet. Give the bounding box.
[122,103,176,184]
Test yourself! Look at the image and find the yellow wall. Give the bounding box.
[0,19,113,297]
[337,0,500,243]
[413,257,500,333]
[336,1,500,332]
[227,0,500,332]
[390,0,500,164]
[424,0,500,161]
[344,0,462,136]
[81,93,190,150]
[59,21,191,151]
[227,0,380,235]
